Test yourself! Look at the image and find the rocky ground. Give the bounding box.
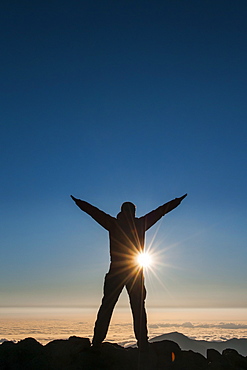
[0,336,247,369]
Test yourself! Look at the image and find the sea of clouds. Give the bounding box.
[149,322,247,330]
[1,307,247,345]
[1,319,247,345]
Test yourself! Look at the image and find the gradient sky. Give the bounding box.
[1,0,247,310]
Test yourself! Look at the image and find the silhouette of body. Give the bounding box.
[71,194,187,350]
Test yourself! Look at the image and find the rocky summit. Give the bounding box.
[0,336,247,370]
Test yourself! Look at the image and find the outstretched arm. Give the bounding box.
[142,193,187,230]
[70,195,114,230]
[162,193,187,214]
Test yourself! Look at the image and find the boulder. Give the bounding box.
[1,336,247,369]
[222,348,247,370]
[176,350,208,370]
[44,336,91,369]
[0,337,45,370]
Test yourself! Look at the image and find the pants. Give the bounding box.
[92,265,148,348]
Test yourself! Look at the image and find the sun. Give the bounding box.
[137,252,152,269]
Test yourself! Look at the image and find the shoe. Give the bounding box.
[138,341,149,353]
[90,342,101,354]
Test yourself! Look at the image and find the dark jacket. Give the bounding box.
[73,198,182,266]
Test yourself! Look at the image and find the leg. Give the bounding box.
[126,270,148,350]
[92,271,124,346]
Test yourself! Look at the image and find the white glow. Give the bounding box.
[137,252,152,268]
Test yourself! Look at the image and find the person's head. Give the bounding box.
[120,202,136,217]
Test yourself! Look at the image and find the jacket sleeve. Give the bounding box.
[141,197,184,231]
[73,199,114,231]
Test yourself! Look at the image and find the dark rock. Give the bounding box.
[44,336,91,369]
[177,350,208,370]
[100,342,132,369]
[0,337,45,370]
[222,348,247,370]
[0,340,17,370]
[0,340,16,349]
[207,348,222,363]
[148,340,181,369]
[207,348,229,370]
[1,336,247,369]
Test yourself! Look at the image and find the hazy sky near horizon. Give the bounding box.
[1,0,247,311]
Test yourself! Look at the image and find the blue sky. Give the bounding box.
[1,0,247,310]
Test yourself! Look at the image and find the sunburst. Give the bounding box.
[137,252,153,269]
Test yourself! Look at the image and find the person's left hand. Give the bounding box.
[179,193,187,201]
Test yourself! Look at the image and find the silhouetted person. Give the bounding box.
[71,193,187,351]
